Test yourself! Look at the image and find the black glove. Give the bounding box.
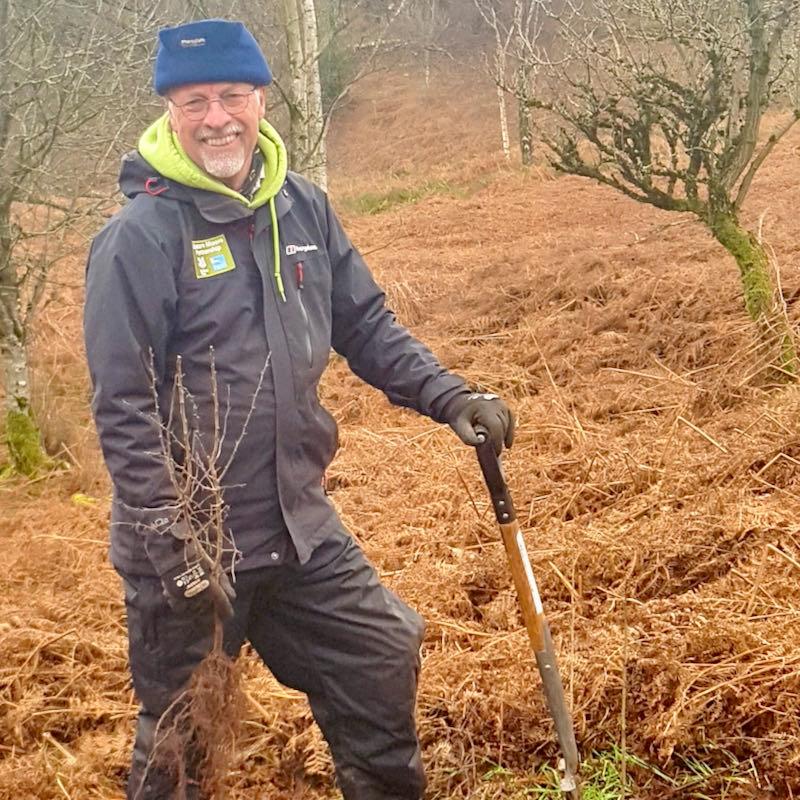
[145,523,236,622]
[161,551,236,621]
[443,392,515,455]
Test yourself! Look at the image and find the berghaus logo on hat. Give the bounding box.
[180,37,206,47]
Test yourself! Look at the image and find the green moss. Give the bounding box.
[710,214,772,321]
[5,406,47,477]
[710,212,798,378]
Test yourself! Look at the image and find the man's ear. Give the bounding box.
[166,99,177,129]
[257,87,267,117]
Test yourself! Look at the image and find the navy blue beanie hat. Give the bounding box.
[154,19,272,95]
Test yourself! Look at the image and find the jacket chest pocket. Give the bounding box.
[176,237,263,339]
[285,253,332,373]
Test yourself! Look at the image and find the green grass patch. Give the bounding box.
[340,179,462,215]
[476,744,765,799]
[518,748,635,799]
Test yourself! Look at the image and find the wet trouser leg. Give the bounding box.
[246,529,426,800]
[122,577,195,799]
[121,575,245,800]
[120,528,425,800]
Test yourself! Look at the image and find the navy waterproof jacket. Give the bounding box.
[84,152,468,575]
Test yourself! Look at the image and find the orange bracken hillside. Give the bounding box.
[2,64,800,799]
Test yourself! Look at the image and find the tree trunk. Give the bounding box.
[281,0,327,189]
[516,66,533,166]
[0,210,46,476]
[497,83,510,161]
[300,0,327,190]
[493,39,510,161]
[424,48,431,89]
[710,211,797,378]
[2,329,45,477]
[518,101,533,166]
[281,0,309,174]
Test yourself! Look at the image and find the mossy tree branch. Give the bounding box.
[529,0,800,374]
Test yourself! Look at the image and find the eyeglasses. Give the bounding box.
[170,88,256,120]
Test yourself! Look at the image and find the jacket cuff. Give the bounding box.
[143,528,190,577]
[427,383,471,423]
[115,499,181,536]
[142,518,195,577]
[114,500,193,576]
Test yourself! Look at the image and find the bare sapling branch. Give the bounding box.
[127,348,271,799]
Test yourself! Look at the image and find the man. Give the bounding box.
[84,18,514,800]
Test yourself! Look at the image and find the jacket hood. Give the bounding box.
[120,114,290,301]
[130,114,288,210]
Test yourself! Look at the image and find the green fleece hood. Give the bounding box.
[138,114,287,208]
[138,114,289,298]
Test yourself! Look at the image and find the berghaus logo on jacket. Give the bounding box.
[285,243,318,256]
[192,235,236,278]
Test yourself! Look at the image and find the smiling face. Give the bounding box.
[167,81,266,191]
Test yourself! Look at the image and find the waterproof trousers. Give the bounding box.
[120,528,426,800]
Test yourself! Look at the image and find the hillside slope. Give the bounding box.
[2,62,800,799]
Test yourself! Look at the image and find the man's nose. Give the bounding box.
[203,98,234,127]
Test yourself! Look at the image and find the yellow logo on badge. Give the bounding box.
[191,235,236,278]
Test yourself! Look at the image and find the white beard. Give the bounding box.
[201,149,246,179]
[196,122,246,179]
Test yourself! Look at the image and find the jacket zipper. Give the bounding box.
[295,261,313,368]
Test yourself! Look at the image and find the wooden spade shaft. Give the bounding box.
[475,433,581,798]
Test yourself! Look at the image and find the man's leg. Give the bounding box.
[246,530,427,800]
[120,573,251,799]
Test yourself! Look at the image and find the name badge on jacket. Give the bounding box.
[191,235,236,278]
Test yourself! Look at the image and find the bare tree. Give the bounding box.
[402,0,452,87]
[270,0,410,189]
[477,1,515,160]
[474,0,550,165]
[534,0,800,374]
[0,0,159,475]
